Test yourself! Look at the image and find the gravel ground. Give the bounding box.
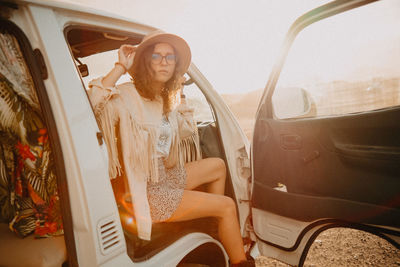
[255,228,400,267]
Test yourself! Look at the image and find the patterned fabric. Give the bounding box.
[0,32,63,237]
[156,115,173,158]
[147,158,187,222]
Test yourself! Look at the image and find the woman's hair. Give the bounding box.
[131,44,181,114]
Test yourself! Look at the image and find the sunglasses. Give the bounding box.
[151,53,177,65]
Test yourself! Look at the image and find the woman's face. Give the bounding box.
[150,43,176,84]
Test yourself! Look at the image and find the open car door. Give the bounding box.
[250,0,400,266]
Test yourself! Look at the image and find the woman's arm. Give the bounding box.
[88,45,137,114]
[102,44,136,87]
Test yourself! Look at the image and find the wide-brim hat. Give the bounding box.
[129,30,191,76]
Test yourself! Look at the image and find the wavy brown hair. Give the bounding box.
[131,44,181,114]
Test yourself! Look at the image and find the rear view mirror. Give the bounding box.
[74,57,89,77]
[272,87,316,119]
[78,64,89,77]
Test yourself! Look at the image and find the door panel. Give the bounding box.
[251,0,400,265]
[254,108,400,215]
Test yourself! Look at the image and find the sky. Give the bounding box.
[56,0,332,94]
[277,0,400,87]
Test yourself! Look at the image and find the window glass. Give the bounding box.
[182,74,215,123]
[273,0,400,119]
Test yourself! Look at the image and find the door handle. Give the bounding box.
[280,134,302,150]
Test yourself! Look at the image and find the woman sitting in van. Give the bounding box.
[88,30,254,266]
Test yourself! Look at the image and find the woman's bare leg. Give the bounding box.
[167,190,247,264]
[184,157,226,195]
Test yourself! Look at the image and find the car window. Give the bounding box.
[181,74,215,123]
[272,0,400,119]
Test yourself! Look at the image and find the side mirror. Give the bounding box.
[272,87,316,119]
[78,63,89,77]
[74,57,89,77]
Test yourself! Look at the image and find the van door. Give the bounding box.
[251,0,400,266]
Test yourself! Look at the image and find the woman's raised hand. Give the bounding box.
[102,44,136,87]
[118,44,136,70]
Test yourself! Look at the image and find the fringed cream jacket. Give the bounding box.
[88,78,201,240]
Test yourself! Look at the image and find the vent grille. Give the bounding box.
[98,217,122,255]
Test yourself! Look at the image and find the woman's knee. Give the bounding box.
[219,196,237,218]
[211,157,226,179]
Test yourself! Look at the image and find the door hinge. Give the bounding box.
[237,146,251,178]
[33,48,48,80]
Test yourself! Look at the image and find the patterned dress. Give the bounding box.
[0,32,63,237]
[146,115,187,222]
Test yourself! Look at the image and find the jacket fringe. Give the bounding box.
[178,131,201,164]
[126,114,159,183]
[98,98,202,183]
[98,101,121,179]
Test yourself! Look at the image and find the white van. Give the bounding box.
[0,0,398,266]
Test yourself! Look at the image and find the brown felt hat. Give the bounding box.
[129,30,191,77]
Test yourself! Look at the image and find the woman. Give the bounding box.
[88,30,254,266]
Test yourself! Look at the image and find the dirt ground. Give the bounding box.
[255,228,400,266]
